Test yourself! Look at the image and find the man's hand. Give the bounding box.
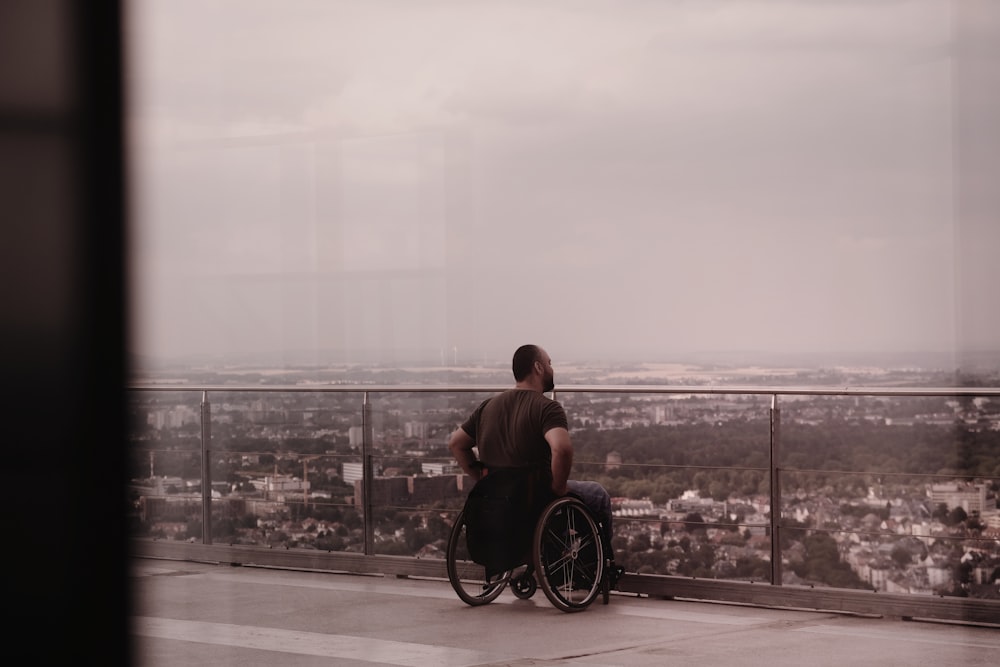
[448,427,482,480]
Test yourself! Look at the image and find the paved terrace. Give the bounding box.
[131,557,998,667]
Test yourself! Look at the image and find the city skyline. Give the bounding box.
[131,345,998,378]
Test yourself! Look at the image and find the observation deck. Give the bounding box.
[128,381,1000,664]
[131,555,998,666]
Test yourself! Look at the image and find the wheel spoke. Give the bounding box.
[534,498,605,611]
[543,526,571,551]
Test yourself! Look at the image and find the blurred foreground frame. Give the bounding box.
[0,1,129,663]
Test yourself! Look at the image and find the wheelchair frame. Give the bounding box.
[446,493,610,612]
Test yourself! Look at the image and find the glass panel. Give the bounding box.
[569,392,773,580]
[127,386,1000,599]
[779,395,1000,598]
[366,391,492,556]
[127,390,205,541]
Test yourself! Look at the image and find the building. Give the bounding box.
[148,406,198,429]
[354,477,410,506]
[408,475,460,504]
[404,421,428,439]
[421,462,459,476]
[351,474,467,507]
[342,461,382,485]
[263,475,309,494]
[928,482,988,516]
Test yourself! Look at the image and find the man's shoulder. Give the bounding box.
[506,388,562,406]
[488,389,565,416]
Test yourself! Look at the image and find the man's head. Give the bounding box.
[512,344,555,393]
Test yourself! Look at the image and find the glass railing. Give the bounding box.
[127,383,1000,605]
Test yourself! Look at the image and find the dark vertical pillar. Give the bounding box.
[0,0,127,663]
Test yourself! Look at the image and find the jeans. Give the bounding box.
[566,480,613,557]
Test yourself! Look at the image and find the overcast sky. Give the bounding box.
[125,0,998,370]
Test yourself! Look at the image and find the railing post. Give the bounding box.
[201,390,212,545]
[362,391,375,556]
[769,393,781,585]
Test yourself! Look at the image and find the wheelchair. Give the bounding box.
[445,469,611,613]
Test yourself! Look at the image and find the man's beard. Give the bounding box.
[543,373,555,393]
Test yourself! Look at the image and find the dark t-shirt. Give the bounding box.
[460,388,568,469]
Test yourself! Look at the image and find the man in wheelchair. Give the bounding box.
[448,344,625,589]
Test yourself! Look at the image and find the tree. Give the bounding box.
[733,556,769,580]
[632,548,670,575]
[378,540,412,556]
[184,519,202,540]
[426,514,449,542]
[956,560,973,584]
[890,545,912,569]
[316,535,345,551]
[343,509,362,530]
[793,533,867,590]
[682,513,706,532]
[708,480,730,502]
[630,533,652,552]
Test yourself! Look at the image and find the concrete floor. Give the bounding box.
[130,558,999,666]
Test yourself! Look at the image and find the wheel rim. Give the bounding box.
[534,498,604,612]
[446,510,510,606]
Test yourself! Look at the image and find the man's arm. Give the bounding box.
[544,427,573,496]
[448,427,483,481]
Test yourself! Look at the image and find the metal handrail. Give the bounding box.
[130,382,1000,396]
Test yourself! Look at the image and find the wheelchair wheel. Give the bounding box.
[510,571,537,599]
[446,509,510,606]
[532,496,604,612]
